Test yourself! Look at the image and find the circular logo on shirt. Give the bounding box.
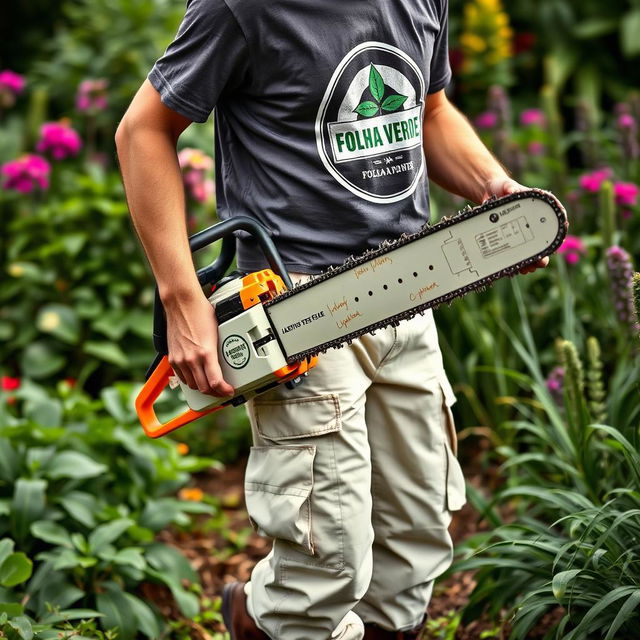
[222,335,250,369]
[315,41,426,204]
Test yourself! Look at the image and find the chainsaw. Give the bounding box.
[136,189,567,438]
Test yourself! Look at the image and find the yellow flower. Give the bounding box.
[460,0,513,70]
[39,311,61,331]
[178,487,204,502]
[8,264,24,277]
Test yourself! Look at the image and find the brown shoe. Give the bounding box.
[221,582,270,640]
[363,622,423,639]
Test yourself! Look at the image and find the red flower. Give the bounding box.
[1,376,20,391]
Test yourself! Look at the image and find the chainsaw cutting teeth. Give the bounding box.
[267,189,568,363]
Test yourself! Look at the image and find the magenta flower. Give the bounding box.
[0,70,25,108]
[527,141,545,156]
[579,168,613,193]
[475,111,498,130]
[36,121,82,160]
[618,113,636,129]
[1,154,51,193]
[614,182,639,207]
[557,235,587,265]
[546,366,565,405]
[75,78,108,113]
[178,148,214,203]
[520,108,545,127]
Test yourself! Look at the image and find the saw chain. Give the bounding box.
[136,189,567,437]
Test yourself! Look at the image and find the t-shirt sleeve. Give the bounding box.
[147,0,250,123]
[428,0,451,94]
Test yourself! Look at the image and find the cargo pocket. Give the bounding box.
[253,393,341,441]
[440,381,466,512]
[245,445,317,553]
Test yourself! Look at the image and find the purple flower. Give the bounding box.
[0,70,25,108]
[475,111,498,130]
[520,108,545,127]
[557,235,586,265]
[579,168,613,193]
[75,78,109,113]
[606,246,640,334]
[614,182,639,207]
[546,366,565,405]
[1,154,51,193]
[618,113,636,129]
[36,121,82,160]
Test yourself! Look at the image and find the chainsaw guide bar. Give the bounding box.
[265,188,567,362]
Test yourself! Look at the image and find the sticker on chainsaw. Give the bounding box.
[315,41,425,204]
[475,216,535,258]
[222,335,250,369]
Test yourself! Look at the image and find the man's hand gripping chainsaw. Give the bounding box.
[136,189,568,438]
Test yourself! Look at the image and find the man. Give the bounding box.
[116,1,546,638]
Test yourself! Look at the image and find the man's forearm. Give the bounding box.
[115,109,200,305]
[423,93,509,204]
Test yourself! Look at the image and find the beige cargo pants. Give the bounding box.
[243,274,466,640]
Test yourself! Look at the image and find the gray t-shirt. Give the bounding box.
[149,0,451,274]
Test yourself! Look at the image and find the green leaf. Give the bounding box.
[0,439,19,482]
[31,521,73,548]
[96,586,138,640]
[36,304,80,345]
[369,64,385,102]
[40,608,103,624]
[566,586,637,639]
[84,341,129,367]
[621,9,640,57]
[0,552,33,587]
[145,543,197,583]
[46,451,107,479]
[605,589,640,639]
[88,518,134,553]
[23,398,63,428]
[551,569,581,600]
[11,479,47,543]
[0,603,23,616]
[0,540,14,567]
[7,615,33,640]
[381,94,408,112]
[573,18,617,39]
[58,491,98,528]
[122,593,162,639]
[107,548,146,571]
[20,341,66,379]
[354,101,379,117]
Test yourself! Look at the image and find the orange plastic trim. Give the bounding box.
[135,355,221,438]
[239,270,286,310]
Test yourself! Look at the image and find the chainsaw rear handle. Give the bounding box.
[146,215,292,380]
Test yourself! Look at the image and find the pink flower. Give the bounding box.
[614,182,639,207]
[618,113,635,129]
[36,121,82,160]
[557,235,587,265]
[527,141,545,156]
[0,70,25,108]
[475,111,498,130]
[1,376,20,391]
[75,78,109,113]
[178,148,214,203]
[579,168,613,193]
[1,154,51,193]
[0,70,25,94]
[520,108,545,127]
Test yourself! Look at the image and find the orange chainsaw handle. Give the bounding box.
[136,355,222,438]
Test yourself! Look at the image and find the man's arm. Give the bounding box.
[422,89,547,273]
[115,80,234,396]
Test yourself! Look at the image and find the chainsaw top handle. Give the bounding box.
[146,215,292,380]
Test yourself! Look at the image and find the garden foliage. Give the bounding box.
[2,0,640,638]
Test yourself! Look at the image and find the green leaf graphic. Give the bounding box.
[381,94,408,112]
[369,64,385,102]
[354,101,379,117]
